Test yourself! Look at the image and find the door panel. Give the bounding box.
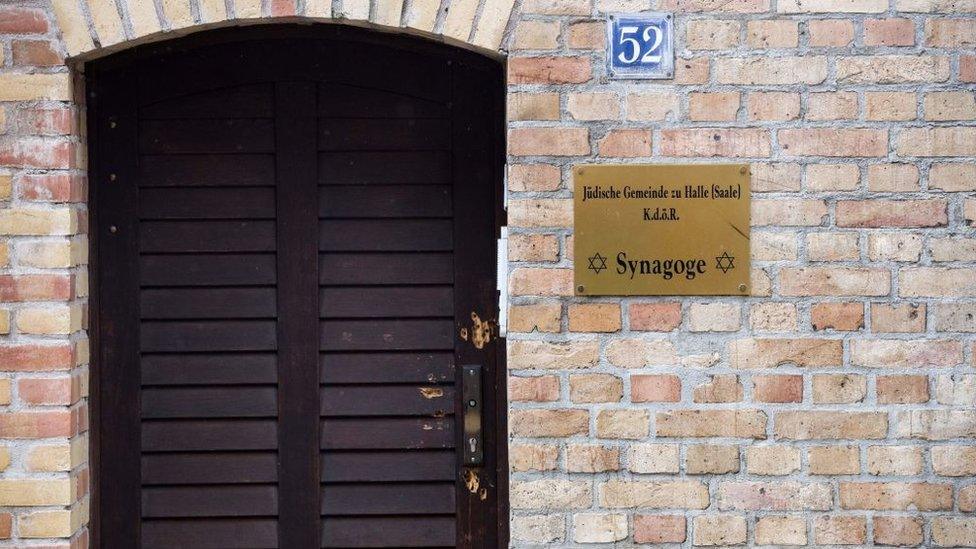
[91,26,504,549]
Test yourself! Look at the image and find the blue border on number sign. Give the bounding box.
[606,12,675,80]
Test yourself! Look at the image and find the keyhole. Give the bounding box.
[468,437,477,452]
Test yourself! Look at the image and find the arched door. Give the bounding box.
[88,26,505,548]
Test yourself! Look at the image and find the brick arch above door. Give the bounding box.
[51,0,517,59]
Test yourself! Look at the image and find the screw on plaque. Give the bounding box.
[738,283,747,293]
[577,285,585,293]
[739,166,748,175]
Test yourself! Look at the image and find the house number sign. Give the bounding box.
[607,12,674,79]
[574,164,751,296]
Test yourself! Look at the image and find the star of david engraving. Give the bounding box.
[587,252,608,275]
[715,251,735,274]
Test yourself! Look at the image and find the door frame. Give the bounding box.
[87,24,509,548]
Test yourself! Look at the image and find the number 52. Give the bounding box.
[617,25,663,65]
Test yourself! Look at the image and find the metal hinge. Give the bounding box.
[496,226,508,338]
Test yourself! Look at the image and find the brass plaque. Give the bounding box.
[574,164,750,296]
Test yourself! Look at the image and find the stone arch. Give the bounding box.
[51,0,517,60]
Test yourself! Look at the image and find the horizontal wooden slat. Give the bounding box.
[320,220,452,252]
[142,420,277,451]
[318,185,451,219]
[142,452,278,485]
[320,418,453,450]
[141,84,274,119]
[320,287,452,318]
[317,84,448,119]
[139,187,275,220]
[142,387,277,419]
[319,119,450,151]
[142,485,277,517]
[321,483,455,516]
[142,518,278,548]
[321,516,455,548]
[139,155,275,187]
[141,288,277,319]
[140,119,275,154]
[320,451,454,482]
[318,152,450,185]
[142,353,277,386]
[141,254,276,287]
[320,352,454,384]
[141,221,276,253]
[319,253,452,286]
[320,320,454,351]
[320,386,454,417]
[141,320,277,352]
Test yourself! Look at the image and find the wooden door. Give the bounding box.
[88,26,506,549]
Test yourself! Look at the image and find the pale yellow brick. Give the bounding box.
[627,92,680,121]
[161,0,194,27]
[747,19,799,48]
[16,305,83,335]
[756,516,807,546]
[779,0,886,11]
[866,91,917,121]
[807,232,859,261]
[51,0,95,56]
[513,20,560,50]
[0,479,72,506]
[87,0,125,46]
[27,444,72,472]
[0,74,72,102]
[568,92,620,120]
[628,444,680,474]
[925,91,976,121]
[752,232,797,261]
[867,445,924,476]
[750,302,797,331]
[837,55,951,84]
[688,302,740,332]
[19,510,74,538]
[573,514,628,543]
[442,0,479,41]
[746,445,801,475]
[686,20,740,50]
[806,164,860,192]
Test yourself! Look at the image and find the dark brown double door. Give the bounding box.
[89,27,505,549]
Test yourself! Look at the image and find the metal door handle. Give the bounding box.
[461,365,483,465]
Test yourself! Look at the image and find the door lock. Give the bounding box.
[461,365,483,465]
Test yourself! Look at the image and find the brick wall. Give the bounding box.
[506,0,975,546]
[0,0,973,547]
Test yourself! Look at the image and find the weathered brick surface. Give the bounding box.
[2,1,974,546]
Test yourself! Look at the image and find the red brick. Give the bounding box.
[508,56,592,84]
[962,56,976,83]
[17,107,74,136]
[11,40,63,66]
[631,375,681,402]
[877,375,929,404]
[269,0,296,16]
[754,375,803,403]
[873,516,923,547]
[0,344,74,372]
[18,377,78,406]
[634,515,686,543]
[19,174,88,203]
[597,129,651,157]
[509,376,560,402]
[629,302,681,331]
[0,275,73,301]
[864,18,915,46]
[0,410,74,438]
[836,199,948,228]
[0,8,49,33]
[0,140,73,169]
